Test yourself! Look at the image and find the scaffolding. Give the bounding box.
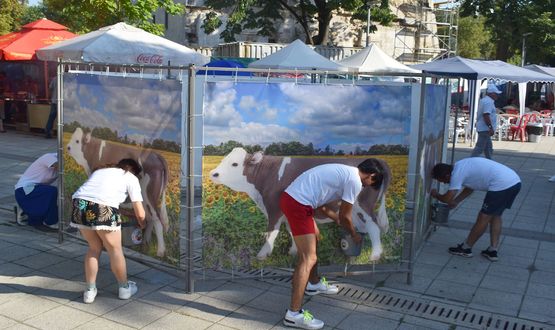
[393,0,459,64]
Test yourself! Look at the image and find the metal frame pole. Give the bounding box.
[406,74,428,284]
[57,59,64,244]
[185,64,196,293]
[450,78,459,164]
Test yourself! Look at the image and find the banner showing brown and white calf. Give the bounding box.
[67,127,169,257]
[209,147,392,261]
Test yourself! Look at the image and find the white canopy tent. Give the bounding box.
[525,65,555,110]
[36,22,209,66]
[412,57,555,114]
[248,39,346,71]
[338,43,419,74]
[525,64,555,77]
[412,57,555,145]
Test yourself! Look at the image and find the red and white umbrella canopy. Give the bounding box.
[0,18,77,61]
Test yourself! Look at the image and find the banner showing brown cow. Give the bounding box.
[202,81,412,270]
[62,73,182,265]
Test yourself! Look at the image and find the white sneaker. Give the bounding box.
[118,281,138,300]
[83,288,97,304]
[305,277,339,296]
[283,309,324,329]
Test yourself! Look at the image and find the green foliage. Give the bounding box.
[19,5,47,26]
[459,0,555,65]
[203,140,409,156]
[202,197,269,269]
[203,0,395,45]
[42,0,184,35]
[457,16,494,59]
[0,0,25,34]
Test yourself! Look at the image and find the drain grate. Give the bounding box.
[192,267,548,329]
[247,269,548,330]
[332,284,547,330]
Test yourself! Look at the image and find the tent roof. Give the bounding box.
[524,64,555,77]
[248,39,346,71]
[338,43,419,73]
[411,56,555,82]
[0,18,76,61]
[36,22,209,66]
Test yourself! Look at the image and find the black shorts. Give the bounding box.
[481,182,521,216]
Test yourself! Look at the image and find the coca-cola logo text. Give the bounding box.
[136,54,163,65]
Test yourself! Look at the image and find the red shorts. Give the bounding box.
[280,192,315,236]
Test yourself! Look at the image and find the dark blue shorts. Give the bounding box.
[481,182,521,216]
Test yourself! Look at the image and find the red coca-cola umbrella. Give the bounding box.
[0,18,77,60]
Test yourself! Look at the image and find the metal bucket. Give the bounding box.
[340,231,364,257]
[431,202,450,223]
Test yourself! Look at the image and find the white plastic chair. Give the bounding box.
[449,117,466,143]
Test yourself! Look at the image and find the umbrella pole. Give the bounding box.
[43,61,49,101]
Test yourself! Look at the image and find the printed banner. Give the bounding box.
[62,73,182,264]
[202,81,412,269]
[414,84,448,247]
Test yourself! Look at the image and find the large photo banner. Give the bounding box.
[414,84,448,247]
[62,74,182,264]
[202,81,412,270]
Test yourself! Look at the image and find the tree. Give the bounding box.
[42,0,184,35]
[19,4,47,26]
[460,0,555,65]
[202,0,395,45]
[456,16,494,59]
[0,0,25,35]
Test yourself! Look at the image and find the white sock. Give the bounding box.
[287,309,301,316]
[488,246,497,251]
[462,242,471,249]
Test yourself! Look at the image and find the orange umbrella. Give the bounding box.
[0,18,76,60]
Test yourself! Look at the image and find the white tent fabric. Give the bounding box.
[518,83,527,116]
[411,56,555,83]
[248,39,346,71]
[525,64,555,77]
[36,22,209,66]
[338,43,419,73]
[412,57,555,145]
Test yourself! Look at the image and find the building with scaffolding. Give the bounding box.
[393,0,459,64]
[156,0,458,64]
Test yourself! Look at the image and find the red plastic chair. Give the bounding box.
[505,108,519,115]
[509,114,531,142]
[540,109,552,117]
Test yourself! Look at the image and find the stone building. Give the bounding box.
[154,0,457,64]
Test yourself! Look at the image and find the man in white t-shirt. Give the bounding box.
[14,153,58,229]
[471,84,502,159]
[431,158,521,262]
[280,160,385,329]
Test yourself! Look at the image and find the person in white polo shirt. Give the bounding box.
[471,83,502,159]
[430,158,521,261]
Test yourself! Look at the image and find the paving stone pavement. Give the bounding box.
[0,130,554,329]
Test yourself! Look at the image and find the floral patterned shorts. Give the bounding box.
[70,198,122,231]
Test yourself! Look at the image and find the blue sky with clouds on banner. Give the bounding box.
[203,81,413,153]
[63,74,182,144]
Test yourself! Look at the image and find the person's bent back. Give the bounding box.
[14,153,58,228]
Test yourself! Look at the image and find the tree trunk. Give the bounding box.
[313,0,332,45]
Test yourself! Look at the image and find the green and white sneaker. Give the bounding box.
[305,277,339,296]
[283,309,324,329]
